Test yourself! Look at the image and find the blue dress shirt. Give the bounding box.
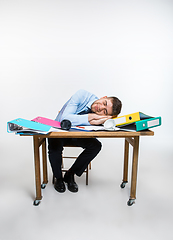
[55,89,98,126]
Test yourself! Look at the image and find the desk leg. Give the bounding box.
[41,138,48,189]
[128,136,140,206]
[33,136,42,206]
[120,139,129,188]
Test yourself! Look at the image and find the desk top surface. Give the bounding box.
[31,130,154,138]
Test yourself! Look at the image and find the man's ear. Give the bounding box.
[101,96,107,99]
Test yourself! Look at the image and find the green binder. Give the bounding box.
[119,117,161,132]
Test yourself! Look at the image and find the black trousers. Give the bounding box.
[48,138,102,179]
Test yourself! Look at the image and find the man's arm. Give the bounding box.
[59,104,89,126]
[57,90,98,126]
[57,89,112,126]
[88,113,112,125]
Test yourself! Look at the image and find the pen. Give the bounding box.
[76,126,85,129]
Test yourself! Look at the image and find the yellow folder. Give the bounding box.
[113,112,152,126]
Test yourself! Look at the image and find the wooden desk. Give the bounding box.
[28,130,154,206]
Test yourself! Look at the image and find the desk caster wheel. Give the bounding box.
[120,181,127,188]
[127,199,135,206]
[33,200,41,206]
[41,183,46,189]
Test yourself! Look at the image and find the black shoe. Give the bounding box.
[53,177,66,193]
[63,172,78,193]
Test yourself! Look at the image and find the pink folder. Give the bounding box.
[32,116,61,128]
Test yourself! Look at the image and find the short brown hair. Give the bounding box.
[108,97,122,117]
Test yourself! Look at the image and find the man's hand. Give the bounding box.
[88,113,112,125]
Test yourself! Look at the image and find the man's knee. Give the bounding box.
[93,139,102,153]
[97,140,102,151]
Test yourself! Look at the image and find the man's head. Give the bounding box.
[91,96,122,117]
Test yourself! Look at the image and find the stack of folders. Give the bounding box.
[7,117,65,134]
[7,113,161,134]
[112,112,161,131]
[7,118,51,134]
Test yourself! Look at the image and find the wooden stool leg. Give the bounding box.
[128,136,140,206]
[41,138,48,189]
[33,136,42,206]
[89,162,91,170]
[86,165,89,185]
[120,138,129,188]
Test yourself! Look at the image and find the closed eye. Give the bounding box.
[104,109,108,115]
[104,101,107,115]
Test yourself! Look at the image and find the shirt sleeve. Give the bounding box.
[57,90,91,126]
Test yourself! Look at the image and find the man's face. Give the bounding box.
[91,97,113,116]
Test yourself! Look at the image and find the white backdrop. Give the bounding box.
[1,0,173,146]
[0,1,173,239]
